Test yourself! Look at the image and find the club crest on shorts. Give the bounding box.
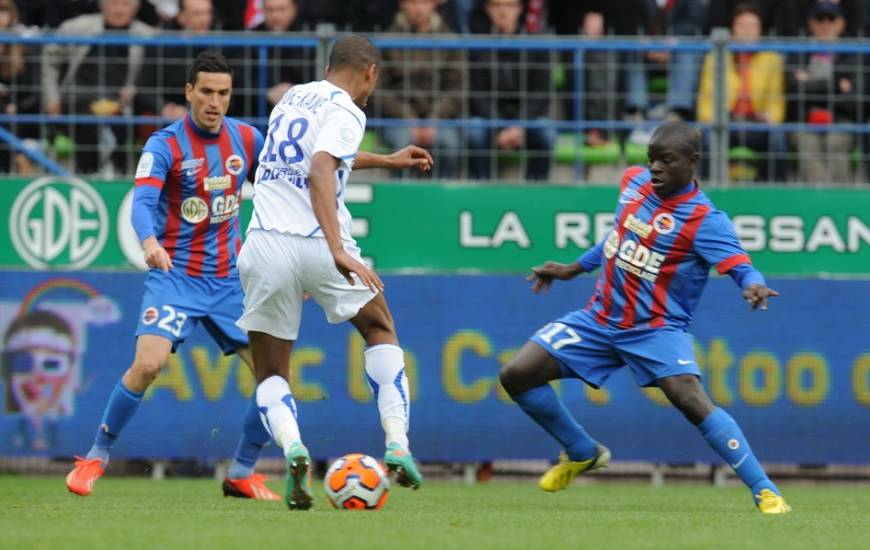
[727,438,740,450]
[142,307,159,325]
[225,155,244,176]
[653,213,676,235]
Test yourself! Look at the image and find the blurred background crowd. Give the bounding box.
[2,0,869,185]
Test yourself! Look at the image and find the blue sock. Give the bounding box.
[698,408,779,496]
[85,379,143,466]
[513,385,598,461]
[227,395,271,479]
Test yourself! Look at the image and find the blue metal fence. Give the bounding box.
[2,30,870,182]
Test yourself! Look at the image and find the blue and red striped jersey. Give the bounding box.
[133,115,264,278]
[580,166,763,330]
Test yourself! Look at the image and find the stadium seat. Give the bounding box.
[728,146,759,182]
[554,134,648,167]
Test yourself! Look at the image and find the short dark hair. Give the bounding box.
[187,50,232,86]
[651,121,701,157]
[732,2,764,27]
[328,34,379,71]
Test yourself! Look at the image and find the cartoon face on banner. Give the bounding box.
[3,310,76,416]
[0,278,120,450]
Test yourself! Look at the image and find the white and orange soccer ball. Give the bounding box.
[323,453,390,510]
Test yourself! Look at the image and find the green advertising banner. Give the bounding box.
[3,177,869,275]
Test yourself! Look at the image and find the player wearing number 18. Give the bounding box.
[66,51,281,500]
[500,122,791,514]
[236,34,432,510]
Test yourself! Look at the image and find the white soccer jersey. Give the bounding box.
[248,80,366,241]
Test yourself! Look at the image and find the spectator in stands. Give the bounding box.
[566,10,619,146]
[788,1,857,184]
[213,0,245,29]
[41,0,153,175]
[467,0,553,180]
[379,0,463,178]
[697,2,786,181]
[441,0,475,33]
[141,0,180,27]
[0,0,40,173]
[618,0,707,144]
[135,0,214,121]
[242,0,314,119]
[708,0,864,37]
[15,0,100,28]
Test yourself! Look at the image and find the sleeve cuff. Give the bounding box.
[716,253,751,274]
[135,177,164,188]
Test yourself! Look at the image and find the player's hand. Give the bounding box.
[388,145,433,172]
[528,261,583,294]
[742,284,779,311]
[143,237,173,272]
[333,249,384,294]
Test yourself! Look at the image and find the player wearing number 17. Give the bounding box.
[66,51,282,500]
[236,35,432,510]
[500,122,791,514]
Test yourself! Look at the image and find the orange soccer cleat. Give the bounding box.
[66,456,105,496]
[222,473,281,500]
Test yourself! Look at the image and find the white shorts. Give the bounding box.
[236,229,377,340]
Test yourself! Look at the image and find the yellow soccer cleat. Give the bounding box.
[755,489,792,514]
[539,444,611,492]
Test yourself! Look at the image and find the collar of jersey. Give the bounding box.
[655,180,699,204]
[185,114,223,141]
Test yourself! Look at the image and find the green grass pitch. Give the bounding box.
[3,476,869,549]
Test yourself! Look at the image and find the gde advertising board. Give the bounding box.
[3,178,870,274]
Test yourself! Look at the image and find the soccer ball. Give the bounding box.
[323,453,390,510]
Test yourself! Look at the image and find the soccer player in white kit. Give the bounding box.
[236,35,433,510]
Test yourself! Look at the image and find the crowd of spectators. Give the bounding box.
[1,0,869,184]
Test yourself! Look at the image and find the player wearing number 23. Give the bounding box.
[65,52,282,501]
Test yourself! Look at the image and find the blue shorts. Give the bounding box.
[135,269,248,354]
[530,309,701,388]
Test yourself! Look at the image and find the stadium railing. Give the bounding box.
[1,27,870,186]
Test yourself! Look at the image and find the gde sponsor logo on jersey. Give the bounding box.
[9,177,109,269]
[603,230,665,282]
[180,197,209,223]
[209,193,240,223]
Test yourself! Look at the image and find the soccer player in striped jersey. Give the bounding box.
[499,122,791,514]
[236,35,432,510]
[65,51,281,500]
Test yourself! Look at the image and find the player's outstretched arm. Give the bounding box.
[310,151,384,293]
[742,283,779,311]
[528,261,584,294]
[355,146,433,172]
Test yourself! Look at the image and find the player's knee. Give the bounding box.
[668,389,713,424]
[499,360,529,397]
[357,317,397,346]
[131,356,165,385]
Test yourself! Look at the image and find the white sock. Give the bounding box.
[255,375,301,457]
[364,344,410,450]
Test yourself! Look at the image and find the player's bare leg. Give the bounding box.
[350,294,422,489]
[500,342,610,492]
[67,335,172,496]
[659,374,790,513]
[248,331,312,510]
[220,347,280,501]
